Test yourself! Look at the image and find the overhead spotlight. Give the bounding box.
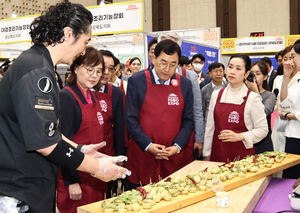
[12,10,16,18]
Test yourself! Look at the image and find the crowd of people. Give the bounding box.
[0,0,300,212]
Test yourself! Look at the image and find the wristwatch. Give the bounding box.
[176,146,181,154]
[285,112,291,120]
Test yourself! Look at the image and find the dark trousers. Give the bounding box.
[283,137,300,179]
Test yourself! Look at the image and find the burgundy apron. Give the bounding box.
[94,83,114,156]
[126,70,190,185]
[118,80,130,148]
[210,88,255,162]
[180,68,195,166]
[57,87,106,213]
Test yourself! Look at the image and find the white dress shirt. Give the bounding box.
[271,72,300,152]
[152,68,171,85]
[110,77,128,95]
[203,84,268,157]
[281,81,300,139]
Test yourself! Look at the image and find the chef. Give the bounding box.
[125,39,194,189]
[0,1,129,212]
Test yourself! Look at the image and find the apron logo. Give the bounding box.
[171,79,178,87]
[37,77,53,93]
[100,100,107,112]
[168,93,179,105]
[97,112,104,125]
[228,111,239,123]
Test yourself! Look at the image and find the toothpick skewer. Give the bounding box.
[104,192,106,200]
[140,181,142,187]
[150,177,152,184]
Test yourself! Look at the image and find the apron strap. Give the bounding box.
[63,87,84,107]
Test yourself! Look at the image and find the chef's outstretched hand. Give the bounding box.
[218,130,244,142]
[93,155,131,182]
[81,142,107,158]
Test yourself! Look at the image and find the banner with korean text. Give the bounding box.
[0,0,143,44]
[88,0,143,36]
[146,34,219,73]
[222,36,285,54]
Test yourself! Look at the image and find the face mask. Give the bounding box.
[193,63,204,72]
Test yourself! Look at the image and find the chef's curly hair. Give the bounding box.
[29,0,93,45]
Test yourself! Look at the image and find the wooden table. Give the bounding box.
[78,154,300,213]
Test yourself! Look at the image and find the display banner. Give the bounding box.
[0,0,143,44]
[222,36,285,54]
[287,35,300,46]
[151,28,220,48]
[88,0,143,36]
[146,35,219,73]
[0,15,36,44]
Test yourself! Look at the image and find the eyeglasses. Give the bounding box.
[105,66,115,73]
[83,66,102,77]
[212,70,224,74]
[159,61,177,70]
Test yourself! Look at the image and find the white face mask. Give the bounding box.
[193,63,204,72]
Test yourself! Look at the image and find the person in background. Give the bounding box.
[0,1,129,212]
[158,32,205,158]
[275,50,283,65]
[125,40,194,188]
[179,56,193,71]
[0,58,14,81]
[203,54,268,162]
[271,45,300,155]
[110,58,128,94]
[245,61,275,153]
[279,41,300,179]
[0,69,5,81]
[261,57,276,91]
[191,53,212,89]
[119,63,128,75]
[54,66,64,89]
[117,57,141,81]
[274,63,283,79]
[129,57,142,74]
[147,37,158,71]
[95,49,126,197]
[57,46,107,213]
[109,56,129,151]
[201,62,227,126]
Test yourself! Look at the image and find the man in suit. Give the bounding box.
[158,32,205,157]
[261,57,276,91]
[191,54,212,89]
[125,40,194,188]
[201,62,227,126]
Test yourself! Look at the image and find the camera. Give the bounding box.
[246,72,255,82]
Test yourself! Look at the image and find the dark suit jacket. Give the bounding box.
[201,81,228,124]
[125,69,194,151]
[268,70,276,91]
[199,72,212,89]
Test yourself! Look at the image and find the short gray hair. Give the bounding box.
[158,32,182,47]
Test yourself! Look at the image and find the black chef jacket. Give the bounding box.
[0,44,62,213]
